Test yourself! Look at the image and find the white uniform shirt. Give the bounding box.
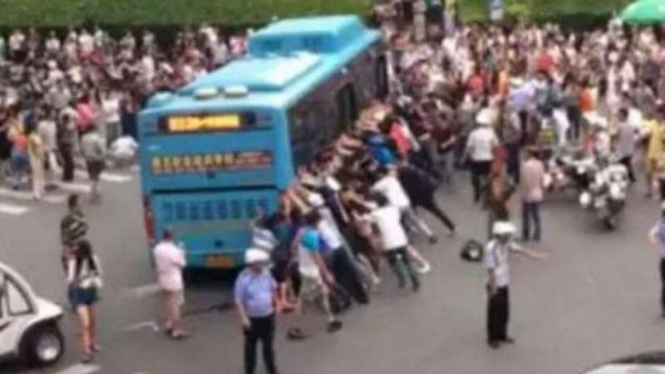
[484,239,523,288]
[370,205,408,251]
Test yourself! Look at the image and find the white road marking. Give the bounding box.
[53,363,100,374]
[0,187,66,204]
[101,173,133,183]
[54,181,91,193]
[0,203,29,215]
[123,320,160,333]
[74,169,133,183]
[127,283,161,298]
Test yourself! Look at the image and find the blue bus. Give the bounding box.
[138,15,388,269]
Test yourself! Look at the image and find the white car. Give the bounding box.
[0,261,65,366]
[583,352,665,373]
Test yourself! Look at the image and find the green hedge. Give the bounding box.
[0,0,372,27]
[460,0,632,23]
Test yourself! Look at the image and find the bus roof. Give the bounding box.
[142,15,380,116]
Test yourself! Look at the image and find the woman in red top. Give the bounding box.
[380,116,411,160]
[76,94,97,135]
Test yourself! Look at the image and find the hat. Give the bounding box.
[245,248,270,264]
[493,221,516,236]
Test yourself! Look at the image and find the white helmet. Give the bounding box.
[245,248,270,265]
[493,221,516,236]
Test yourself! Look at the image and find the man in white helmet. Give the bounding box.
[234,249,280,374]
[485,221,547,349]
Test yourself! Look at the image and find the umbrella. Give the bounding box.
[620,0,665,24]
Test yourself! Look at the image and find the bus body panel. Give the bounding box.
[138,15,385,269]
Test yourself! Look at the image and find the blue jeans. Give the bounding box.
[521,202,541,241]
[10,150,28,187]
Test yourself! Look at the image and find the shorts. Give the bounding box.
[71,287,99,307]
[86,160,105,181]
[299,274,328,303]
[163,289,185,306]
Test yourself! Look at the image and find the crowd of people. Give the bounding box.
[0,25,248,200]
[232,14,665,374]
[51,7,665,374]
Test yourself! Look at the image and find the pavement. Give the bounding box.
[1,171,664,374]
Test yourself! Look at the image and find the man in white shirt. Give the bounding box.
[370,193,420,292]
[466,112,499,202]
[485,222,546,348]
[372,167,436,243]
[153,228,189,339]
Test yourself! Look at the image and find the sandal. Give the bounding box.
[286,327,307,341]
[169,330,191,340]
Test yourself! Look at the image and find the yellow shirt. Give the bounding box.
[646,120,665,160]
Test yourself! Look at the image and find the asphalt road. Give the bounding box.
[1,171,664,374]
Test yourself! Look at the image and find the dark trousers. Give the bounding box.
[521,202,541,241]
[327,249,369,304]
[620,155,636,183]
[506,145,521,184]
[660,259,665,313]
[413,198,456,232]
[59,143,75,182]
[244,315,277,374]
[470,160,492,202]
[385,247,419,289]
[487,286,510,343]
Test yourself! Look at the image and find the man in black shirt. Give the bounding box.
[397,160,457,236]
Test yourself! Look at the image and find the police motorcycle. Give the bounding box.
[578,154,629,230]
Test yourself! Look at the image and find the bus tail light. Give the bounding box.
[143,196,155,245]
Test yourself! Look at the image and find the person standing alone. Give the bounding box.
[485,222,546,349]
[235,249,281,374]
[519,149,545,242]
[153,228,189,339]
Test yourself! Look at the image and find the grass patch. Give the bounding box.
[0,0,373,27]
[459,0,632,22]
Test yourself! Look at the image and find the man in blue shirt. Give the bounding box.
[234,249,279,374]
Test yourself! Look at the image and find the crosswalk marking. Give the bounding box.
[0,187,66,204]
[74,169,133,183]
[53,363,100,374]
[54,181,91,194]
[0,202,29,215]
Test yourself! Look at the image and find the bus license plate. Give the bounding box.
[206,255,235,268]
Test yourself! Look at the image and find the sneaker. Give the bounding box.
[416,262,431,275]
[428,236,438,245]
[372,275,381,287]
[327,320,343,333]
[487,340,501,349]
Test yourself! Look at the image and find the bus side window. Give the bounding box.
[335,84,357,134]
[375,55,389,99]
